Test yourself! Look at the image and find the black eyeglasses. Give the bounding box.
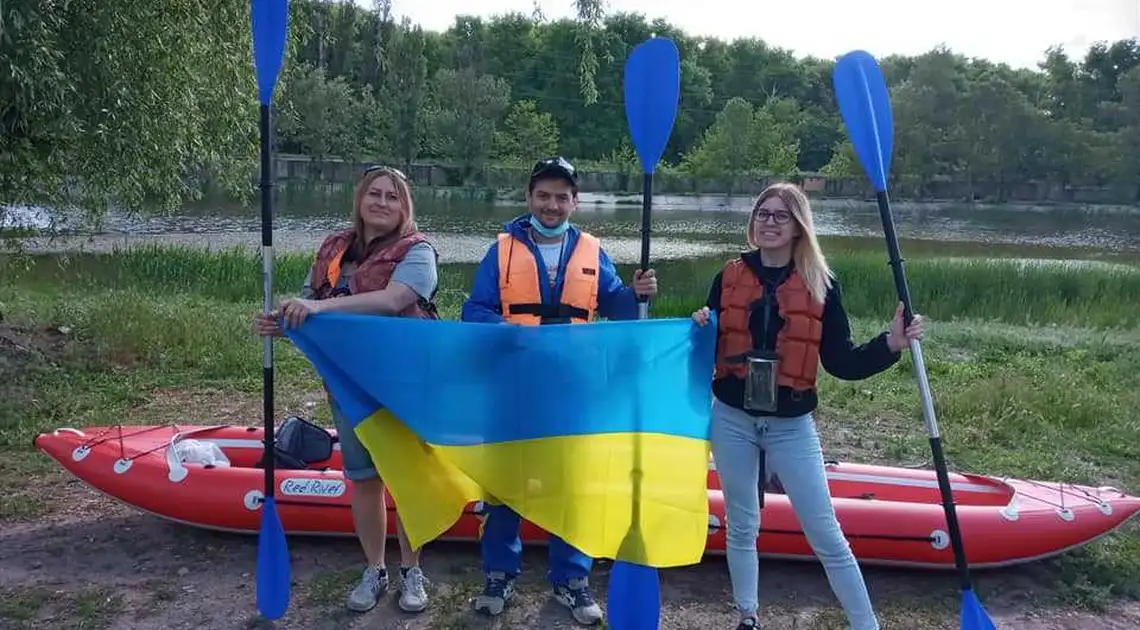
[753,209,793,225]
[363,164,410,182]
[530,156,577,180]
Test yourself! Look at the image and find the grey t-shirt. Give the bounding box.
[300,242,437,300]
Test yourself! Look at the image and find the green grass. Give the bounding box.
[6,243,1140,328]
[2,244,1140,616]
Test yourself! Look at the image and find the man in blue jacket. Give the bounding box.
[461,156,658,625]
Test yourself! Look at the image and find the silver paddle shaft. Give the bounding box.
[909,338,939,439]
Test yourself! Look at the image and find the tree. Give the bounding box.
[9,0,1140,212]
[2,0,257,226]
[819,139,860,179]
[573,0,605,105]
[383,17,429,168]
[494,101,560,163]
[423,68,511,177]
[276,63,388,166]
[680,97,801,185]
[680,97,758,183]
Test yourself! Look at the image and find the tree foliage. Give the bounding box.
[5,0,1140,225]
[2,0,257,223]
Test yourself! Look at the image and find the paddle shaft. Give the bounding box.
[629,171,652,550]
[874,190,972,592]
[260,103,276,502]
[637,172,652,319]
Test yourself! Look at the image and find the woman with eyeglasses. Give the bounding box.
[252,164,439,615]
[690,182,924,630]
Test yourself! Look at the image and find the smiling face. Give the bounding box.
[355,172,408,239]
[748,194,801,252]
[526,177,578,229]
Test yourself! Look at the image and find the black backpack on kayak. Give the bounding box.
[256,415,338,471]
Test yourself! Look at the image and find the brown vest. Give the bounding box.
[307,229,438,320]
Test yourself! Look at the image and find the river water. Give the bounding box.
[7,190,1140,265]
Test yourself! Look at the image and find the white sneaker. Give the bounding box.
[346,565,388,612]
[398,566,429,613]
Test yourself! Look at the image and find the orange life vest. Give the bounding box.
[497,231,600,325]
[713,259,825,391]
[306,229,438,320]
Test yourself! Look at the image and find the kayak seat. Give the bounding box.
[256,415,338,471]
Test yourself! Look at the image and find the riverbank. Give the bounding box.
[272,154,1140,208]
[2,247,1139,628]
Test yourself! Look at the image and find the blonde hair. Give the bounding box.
[351,167,416,255]
[747,182,833,304]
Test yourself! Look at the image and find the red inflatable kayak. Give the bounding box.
[34,423,1140,569]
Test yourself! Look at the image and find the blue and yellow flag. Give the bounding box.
[285,314,717,568]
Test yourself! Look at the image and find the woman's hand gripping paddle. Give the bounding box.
[832,49,997,630]
[251,0,291,620]
[609,36,680,630]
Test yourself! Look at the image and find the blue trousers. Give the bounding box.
[711,398,880,629]
[480,502,593,585]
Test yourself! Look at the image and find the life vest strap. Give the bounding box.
[507,302,591,323]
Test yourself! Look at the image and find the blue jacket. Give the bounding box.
[460,215,641,323]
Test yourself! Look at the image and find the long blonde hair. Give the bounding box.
[747,182,833,304]
[351,166,417,256]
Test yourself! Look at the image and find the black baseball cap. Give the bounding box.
[529,156,579,189]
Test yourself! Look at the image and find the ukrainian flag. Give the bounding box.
[284,313,717,568]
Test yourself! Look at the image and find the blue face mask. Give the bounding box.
[529,214,569,238]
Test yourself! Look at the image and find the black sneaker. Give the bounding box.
[551,577,603,625]
[735,617,761,630]
[472,571,515,616]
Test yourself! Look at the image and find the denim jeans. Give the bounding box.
[329,396,379,482]
[710,398,880,630]
[480,501,593,585]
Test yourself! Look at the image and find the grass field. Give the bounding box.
[2,245,1140,629]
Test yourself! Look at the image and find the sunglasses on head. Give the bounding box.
[363,164,410,182]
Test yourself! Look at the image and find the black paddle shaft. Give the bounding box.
[638,172,653,278]
[874,190,973,592]
[621,172,652,556]
[259,103,276,502]
[874,190,916,326]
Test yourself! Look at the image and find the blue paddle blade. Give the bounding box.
[251,0,290,105]
[607,560,661,630]
[623,37,681,174]
[256,496,291,619]
[832,50,894,192]
[961,588,998,630]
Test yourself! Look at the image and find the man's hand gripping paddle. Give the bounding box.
[832,49,998,630]
[251,0,290,620]
[608,36,680,630]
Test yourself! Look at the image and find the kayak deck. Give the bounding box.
[33,423,1140,570]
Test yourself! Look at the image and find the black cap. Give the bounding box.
[529,156,578,188]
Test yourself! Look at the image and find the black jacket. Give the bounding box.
[705,251,901,417]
